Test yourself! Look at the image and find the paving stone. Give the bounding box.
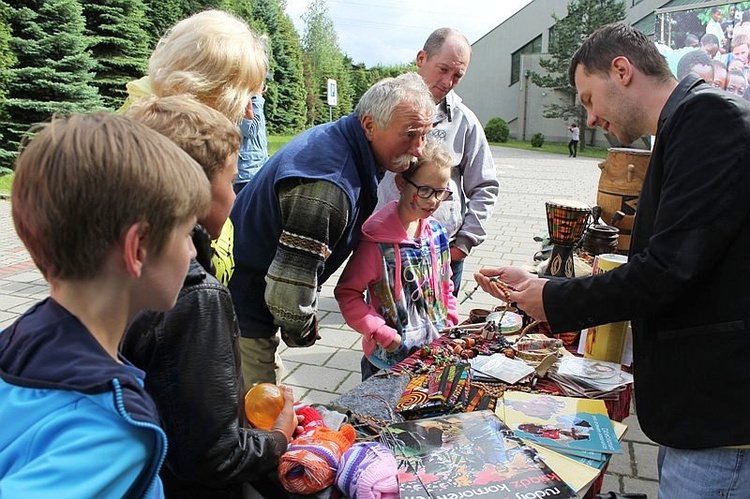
[632,442,660,481]
[607,444,634,477]
[623,477,660,498]
[324,348,363,373]
[318,310,346,327]
[336,372,360,395]
[283,363,350,393]
[0,293,32,310]
[316,327,361,350]
[299,389,338,406]
[601,473,622,494]
[281,343,337,367]
[622,413,654,444]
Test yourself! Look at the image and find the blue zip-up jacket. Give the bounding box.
[0,298,167,498]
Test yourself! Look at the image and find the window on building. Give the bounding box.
[511,35,542,85]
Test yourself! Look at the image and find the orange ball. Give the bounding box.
[244,383,284,430]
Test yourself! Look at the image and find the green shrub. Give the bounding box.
[484,117,509,143]
[530,132,545,148]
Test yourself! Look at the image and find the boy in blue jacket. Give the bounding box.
[0,113,211,497]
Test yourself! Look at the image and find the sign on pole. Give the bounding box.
[327,79,338,107]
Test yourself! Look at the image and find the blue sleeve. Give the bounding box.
[1,403,162,498]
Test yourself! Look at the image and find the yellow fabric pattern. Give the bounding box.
[211,218,235,286]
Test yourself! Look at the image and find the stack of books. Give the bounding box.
[497,391,628,495]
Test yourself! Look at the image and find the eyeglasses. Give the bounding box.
[404,177,452,201]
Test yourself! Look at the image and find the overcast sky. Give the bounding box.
[284,0,534,67]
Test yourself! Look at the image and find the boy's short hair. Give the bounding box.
[125,95,241,181]
[12,113,211,281]
[149,9,268,123]
[402,137,452,180]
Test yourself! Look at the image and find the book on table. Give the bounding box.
[500,391,623,458]
[380,410,577,499]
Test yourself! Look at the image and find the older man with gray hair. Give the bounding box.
[377,28,499,296]
[228,73,435,388]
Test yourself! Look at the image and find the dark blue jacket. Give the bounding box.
[229,113,379,338]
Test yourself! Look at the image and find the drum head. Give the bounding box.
[546,198,590,211]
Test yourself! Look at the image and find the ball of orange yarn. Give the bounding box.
[244,383,284,430]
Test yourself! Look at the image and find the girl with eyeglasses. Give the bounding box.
[335,138,459,380]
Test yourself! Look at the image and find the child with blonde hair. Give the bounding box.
[335,138,459,380]
[0,113,211,497]
[124,9,268,123]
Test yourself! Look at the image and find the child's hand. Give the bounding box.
[385,335,402,352]
[272,386,298,442]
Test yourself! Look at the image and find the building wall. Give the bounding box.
[456,0,674,147]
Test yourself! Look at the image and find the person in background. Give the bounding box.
[567,123,580,157]
[727,69,748,97]
[122,96,299,498]
[0,113,211,497]
[711,59,728,89]
[706,7,727,52]
[476,23,750,497]
[676,49,714,82]
[234,90,269,194]
[228,73,435,389]
[376,28,499,297]
[335,138,459,380]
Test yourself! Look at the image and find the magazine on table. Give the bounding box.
[502,391,623,456]
[380,410,577,499]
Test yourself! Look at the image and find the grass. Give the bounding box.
[0,173,12,197]
[491,138,610,160]
[268,134,295,156]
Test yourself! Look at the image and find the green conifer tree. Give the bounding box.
[80,0,151,110]
[3,0,102,166]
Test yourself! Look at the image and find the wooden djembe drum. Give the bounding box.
[597,147,651,253]
[544,199,591,278]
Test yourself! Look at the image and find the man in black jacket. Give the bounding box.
[476,23,750,497]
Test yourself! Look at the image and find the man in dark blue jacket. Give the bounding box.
[228,73,435,388]
[476,23,750,497]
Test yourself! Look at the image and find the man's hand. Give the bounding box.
[474,267,549,322]
[272,386,301,443]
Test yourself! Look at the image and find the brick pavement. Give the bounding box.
[0,146,659,497]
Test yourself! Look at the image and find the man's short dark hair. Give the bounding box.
[677,49,713,79]
[568,23,675,87]
[701,33,720,47]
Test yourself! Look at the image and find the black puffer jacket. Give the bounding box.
[122,225,288,498]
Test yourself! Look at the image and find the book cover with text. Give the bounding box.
[381,410,577,499]
[503,391,622,455]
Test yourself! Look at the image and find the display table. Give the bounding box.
[330,325,632,499]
